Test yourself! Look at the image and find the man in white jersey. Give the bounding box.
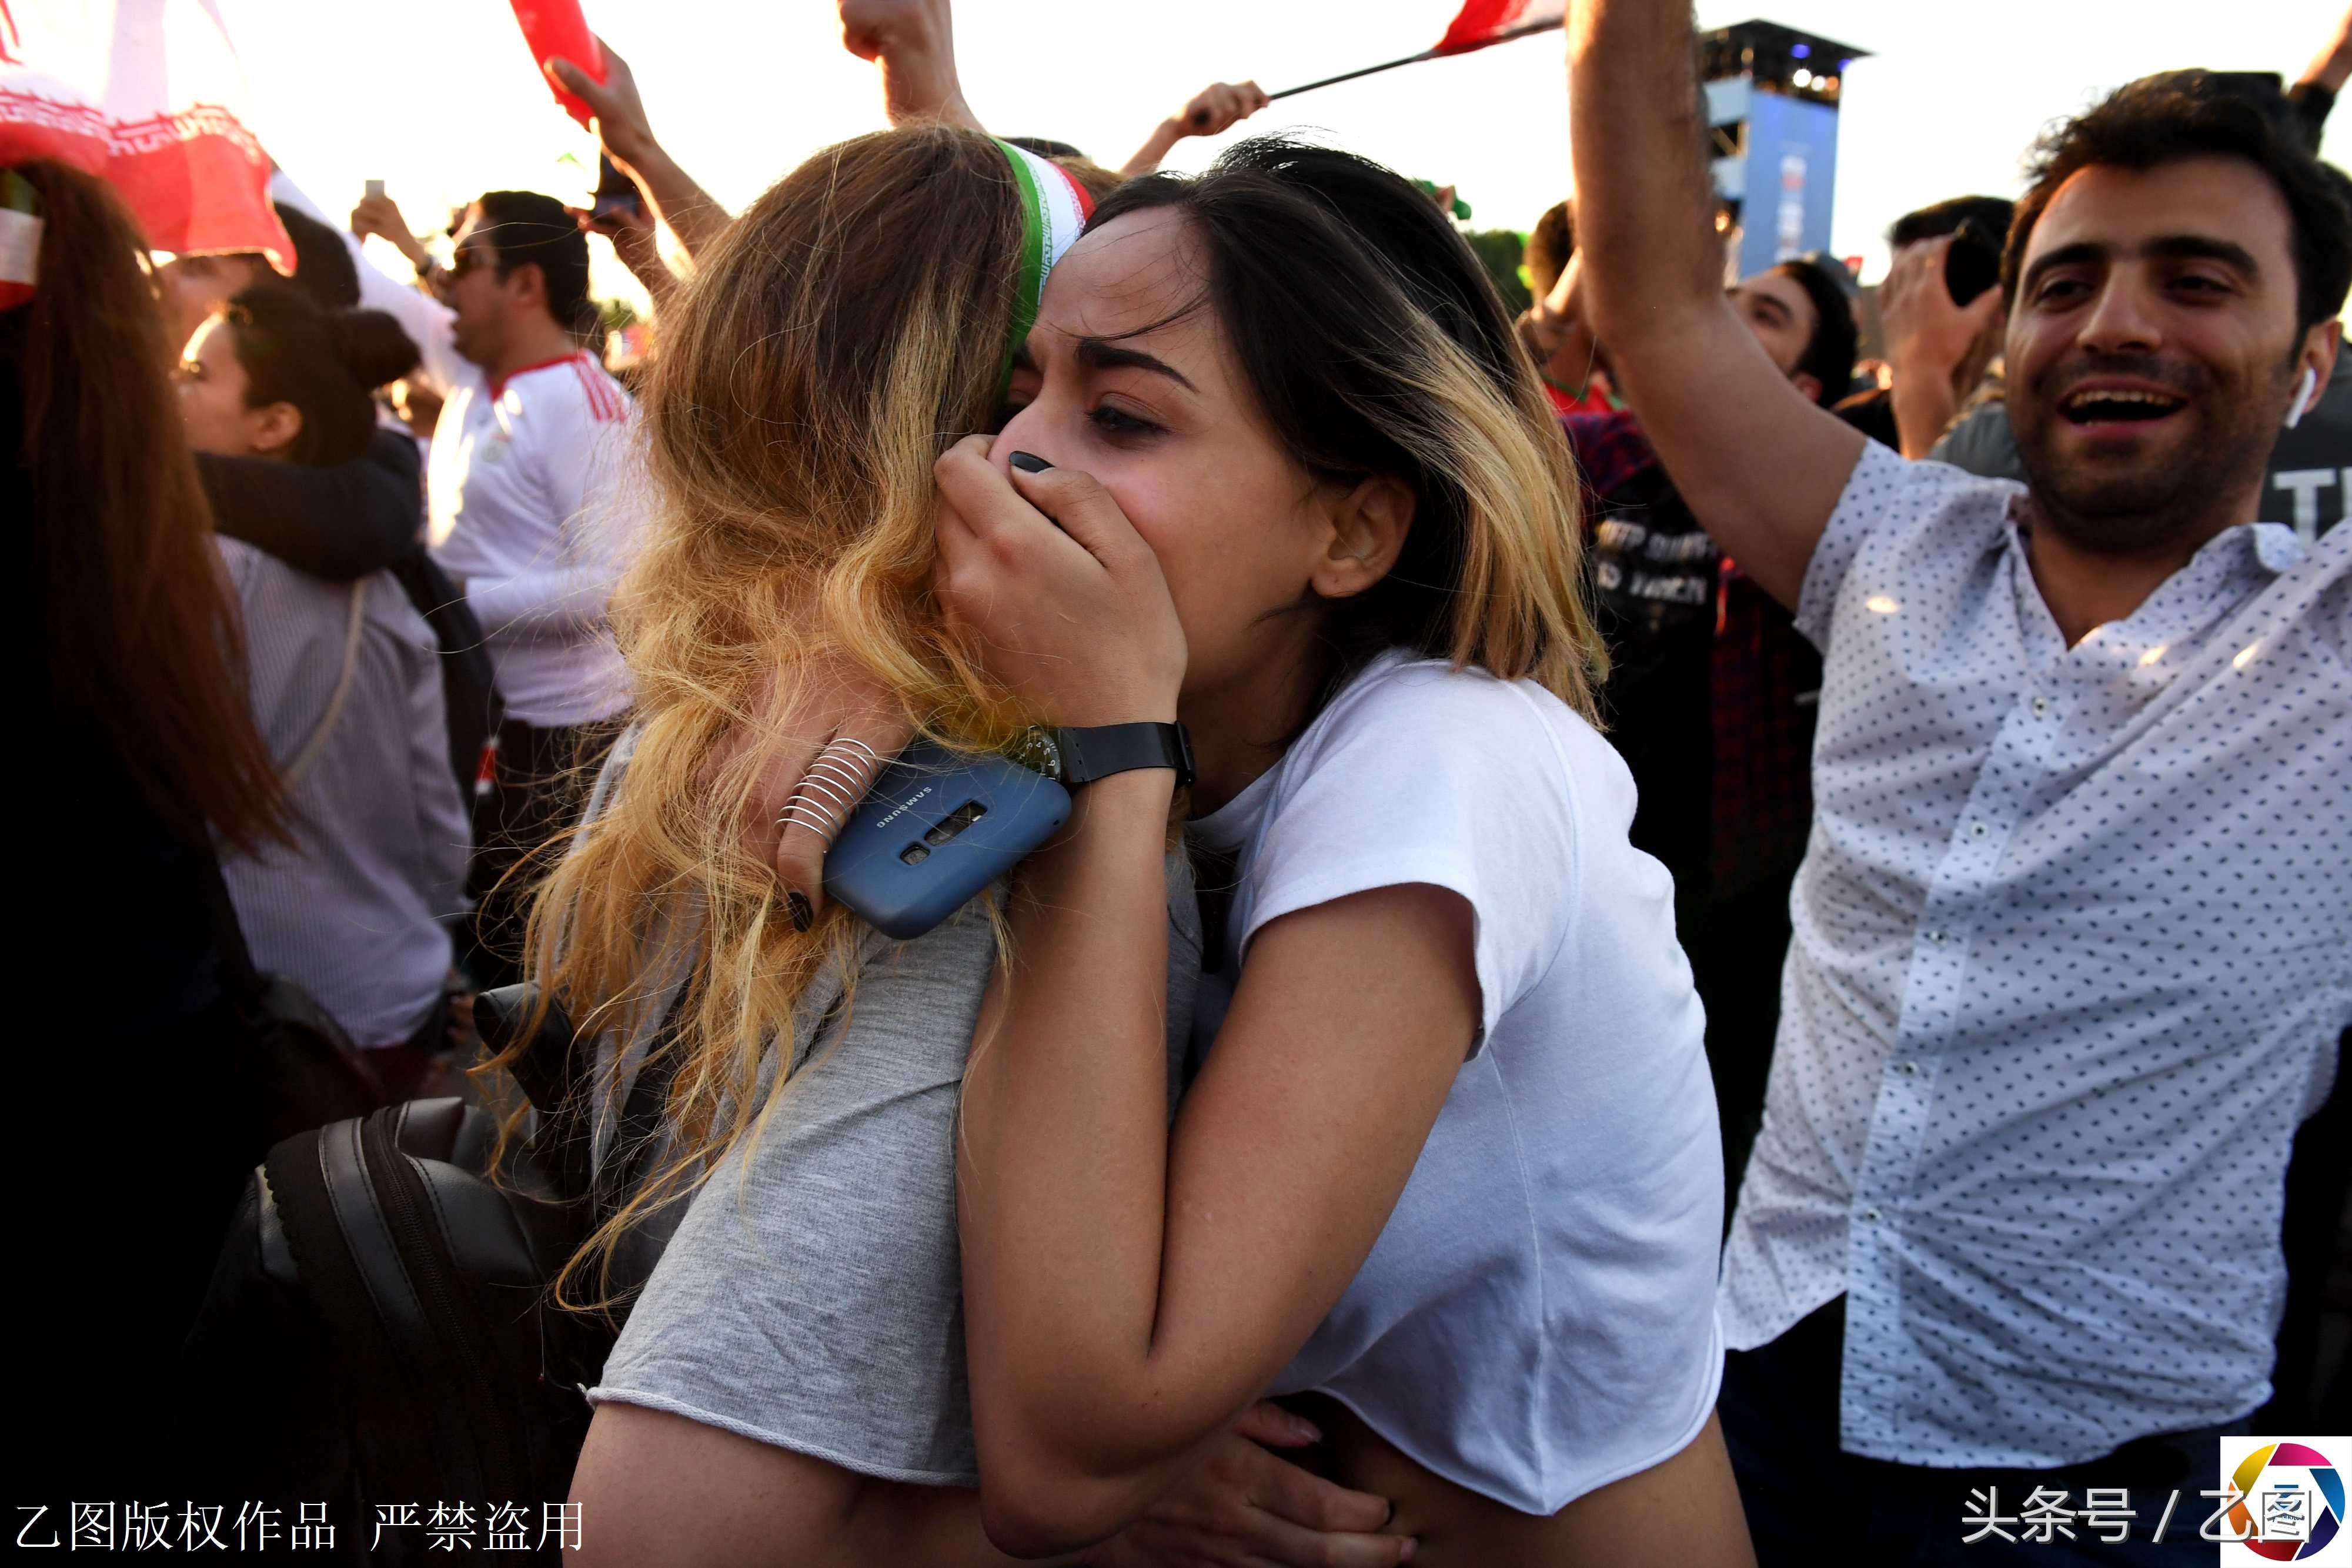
[1569,2,2347,1563]
[426,189,639,989]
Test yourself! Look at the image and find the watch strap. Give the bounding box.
[1054,722,1195,790]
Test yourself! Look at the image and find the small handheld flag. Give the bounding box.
[1268,0,1565,103]
[510,0,608,129]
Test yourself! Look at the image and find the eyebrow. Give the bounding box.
[1740,290,1791,327]
[1075,339,1199,393]
[2022,235,2262,293]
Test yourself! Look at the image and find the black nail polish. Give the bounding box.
[1008,450,1053,473]
[787,891,813,933]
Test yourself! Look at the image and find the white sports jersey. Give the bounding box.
[427,350,640,728]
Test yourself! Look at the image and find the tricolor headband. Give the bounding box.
[994,140,1095,382]
[0,170,41,312]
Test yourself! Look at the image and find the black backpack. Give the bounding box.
[167,987,670,1563]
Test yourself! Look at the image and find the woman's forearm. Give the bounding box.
[957,770,1217,1544]
[1119,120,1185,179]
[622,143,728,262]
[957,781,1476,1555]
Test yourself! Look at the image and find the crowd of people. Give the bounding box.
[15,0,2349,1562]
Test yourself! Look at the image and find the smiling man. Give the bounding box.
[1571,2,2350,1562]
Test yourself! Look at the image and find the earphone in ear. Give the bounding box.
[2286,366,2318,430]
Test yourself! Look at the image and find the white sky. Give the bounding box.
[218,0,2346,309]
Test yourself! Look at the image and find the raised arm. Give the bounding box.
[1877,235,2005,460]
[838,0,985,132]
[1120,81,1270,179]
[548,40,730,261]
[1567,0,1863,607]
[2298,5,2352,95]
[2288,5,2352,153]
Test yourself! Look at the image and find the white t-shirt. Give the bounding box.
[427,351,640,728]
[1188,651,1725,1516]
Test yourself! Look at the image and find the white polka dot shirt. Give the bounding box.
[1719,439,2351,1469]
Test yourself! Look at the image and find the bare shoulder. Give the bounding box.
[570,1400,870,1566]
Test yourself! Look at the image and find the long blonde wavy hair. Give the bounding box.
[503,126,1032,1302]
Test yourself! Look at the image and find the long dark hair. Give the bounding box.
[1086,139,1608,719]
[220,282,419,466]
[6,161,287,852]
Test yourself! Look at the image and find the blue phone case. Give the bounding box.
[821,740,1072,940]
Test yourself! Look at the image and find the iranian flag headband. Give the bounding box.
[0,171,40,313]
[994,140,1095,380]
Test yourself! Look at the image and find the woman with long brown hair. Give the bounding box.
[519,125,1410,1566]
[11,159,290,1491]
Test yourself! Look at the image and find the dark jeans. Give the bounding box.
[462,718,612,992]
[1721,1298,2235,1567]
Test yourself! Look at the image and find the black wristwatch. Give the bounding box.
[1021,723,1195,790]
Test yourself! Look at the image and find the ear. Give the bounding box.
[1309,475,1417,603]
[248,400,304,457]
[505,259,549,312]
[2296,317,2340,406]
[1789,370,1823,405]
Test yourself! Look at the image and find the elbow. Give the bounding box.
[977,1461,1134,1560]
[973,1432,1164,1560]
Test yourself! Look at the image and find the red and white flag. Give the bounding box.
[1434,0,1568,56]
[0,0,290,267]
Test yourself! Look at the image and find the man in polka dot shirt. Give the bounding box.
[1572,2,2348,1562]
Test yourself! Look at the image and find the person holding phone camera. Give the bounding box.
[1833,196,2013,459]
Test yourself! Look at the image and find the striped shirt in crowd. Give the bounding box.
[216,539,470,1047]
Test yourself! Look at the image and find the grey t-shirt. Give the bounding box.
[589,858,1201,1485]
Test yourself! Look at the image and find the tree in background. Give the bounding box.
[1464,228,1532,313]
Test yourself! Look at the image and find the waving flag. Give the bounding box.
[1435,0,1568,56]
[0,0,290,267]
[1271,0,1567,103]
